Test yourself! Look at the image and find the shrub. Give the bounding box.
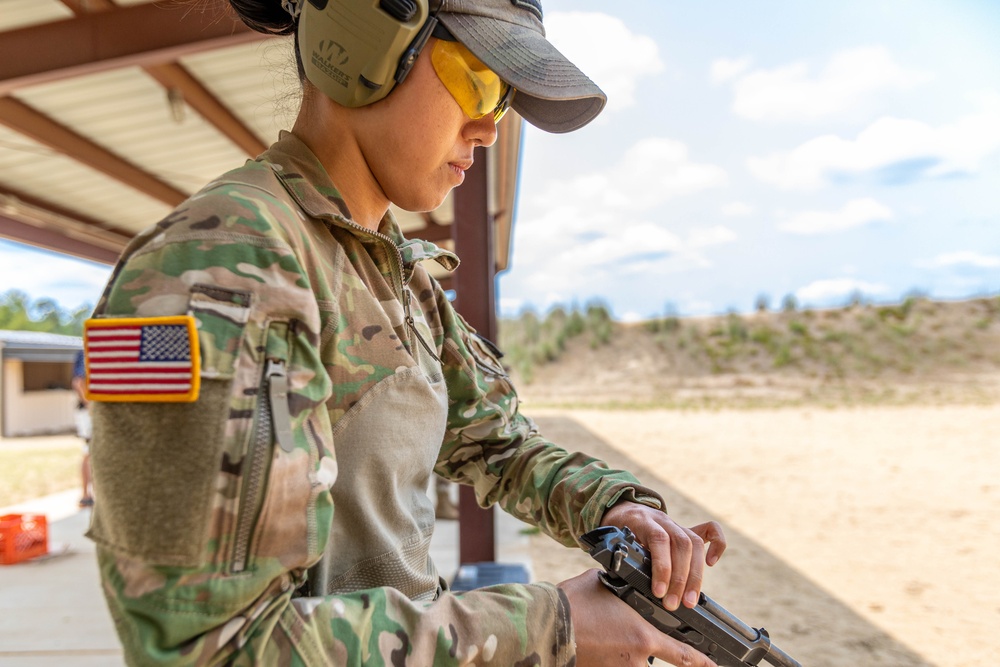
[781,294,798,312]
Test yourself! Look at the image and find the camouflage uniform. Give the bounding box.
[86,132,666,666]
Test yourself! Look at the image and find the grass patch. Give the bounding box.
[0,444,80,507]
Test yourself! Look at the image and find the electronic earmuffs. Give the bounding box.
[299,0,441,108]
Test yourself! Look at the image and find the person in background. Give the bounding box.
[83,1,726,665]
[71,349,92,508]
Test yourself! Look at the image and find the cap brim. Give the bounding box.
[438,13,607,134]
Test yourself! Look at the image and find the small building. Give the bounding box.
[0,330,81,437]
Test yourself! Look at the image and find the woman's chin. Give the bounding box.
[393,190,451,215]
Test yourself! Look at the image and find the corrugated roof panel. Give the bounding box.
[0,125,172,234]
[0,0,160,31]
[0,0,72,31]
[14,68,250,195]
[182,40,300,146]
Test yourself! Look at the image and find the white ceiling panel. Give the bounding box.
[0,125,172,234]
[0,2,518,272]
[14,67,249,195]
[0,0,72,31]
[182,40,300,146]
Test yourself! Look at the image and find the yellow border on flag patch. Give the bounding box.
[83,315,201,403]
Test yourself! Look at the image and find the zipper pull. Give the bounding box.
[266,359,295,453]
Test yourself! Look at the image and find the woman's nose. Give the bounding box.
[464,113,499,148]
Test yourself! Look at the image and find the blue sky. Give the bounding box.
[2,0,999,321]
[505,0,1000,319]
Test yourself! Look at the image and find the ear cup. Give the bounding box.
[299,0,430,108]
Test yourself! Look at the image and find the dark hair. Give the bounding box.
[227,0,296,35]
[228,0,305,80]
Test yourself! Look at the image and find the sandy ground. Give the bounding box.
[524,405,999,667]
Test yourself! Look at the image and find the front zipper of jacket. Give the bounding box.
[277,174,424,354]
[336,218,423,354]
[232,357,292,573]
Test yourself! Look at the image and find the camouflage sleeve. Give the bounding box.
[86,187,574,666]
[435,300,667,550]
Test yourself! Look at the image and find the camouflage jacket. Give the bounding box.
[86,131,666,666]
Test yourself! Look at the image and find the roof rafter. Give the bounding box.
[0,213,123,265]
[0,1,266,96]
[0,97,187,206]
[0,183,131,264]
[55,0,267,157]
[419,213,454,242]
[144,63,267,156]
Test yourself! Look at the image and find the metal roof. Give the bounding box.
[0,329,82,362]
[0,0,522,286]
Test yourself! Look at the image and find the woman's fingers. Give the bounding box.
[558,569,717,667]
[690,520,727,566]
[600,503,728,610]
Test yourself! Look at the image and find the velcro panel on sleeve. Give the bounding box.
[87,379,231,566]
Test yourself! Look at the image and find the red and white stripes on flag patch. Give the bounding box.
[83,316,201,402]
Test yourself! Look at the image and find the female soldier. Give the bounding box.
[83,0,725,665]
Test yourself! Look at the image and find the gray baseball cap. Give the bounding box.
[436,0,607,133]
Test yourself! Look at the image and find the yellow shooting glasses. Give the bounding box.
[430,38,514,123]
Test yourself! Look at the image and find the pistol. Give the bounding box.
[581,526,801,667]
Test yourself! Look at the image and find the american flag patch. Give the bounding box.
[83,316,201,402]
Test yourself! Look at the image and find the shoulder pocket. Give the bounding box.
[189,284,253,379]
[87,286,255,567]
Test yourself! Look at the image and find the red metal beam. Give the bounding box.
[420,220,454,243]
[0,213,123,265]
[145,63,267,157]
[0,183,131,240]
[0,97,187,207]
[0,1,266,96]
[58,0,115,13]
[0,183,132,264]
[453,145,498,564]
[54,0,266,157]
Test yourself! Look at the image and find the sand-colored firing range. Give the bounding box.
[526,405,998,667]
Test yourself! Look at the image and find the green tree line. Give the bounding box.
[0,290,89,336]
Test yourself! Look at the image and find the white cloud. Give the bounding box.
[728,46,931,122]
[545,12,664,113]
[0,242,109,310]
[536,137,728,217]
[513,137,729,296]
[796,278,890,304]
[688,225,739,248]
[499,297,525,316]
[721,201,754,217]
[748,99,1000,190]
[916,251,1000,269]
[778,198,894,235]
[710,56,753,84]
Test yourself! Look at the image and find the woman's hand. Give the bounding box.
[601,502,726,611]
[558,569,717,667]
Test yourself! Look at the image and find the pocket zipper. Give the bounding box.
[232,357,293,573]
[266,359,295,453]
[406,315,441,363]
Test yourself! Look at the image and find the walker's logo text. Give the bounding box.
[312,40,350,88]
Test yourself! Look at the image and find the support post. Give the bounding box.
[451,144,497,564]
